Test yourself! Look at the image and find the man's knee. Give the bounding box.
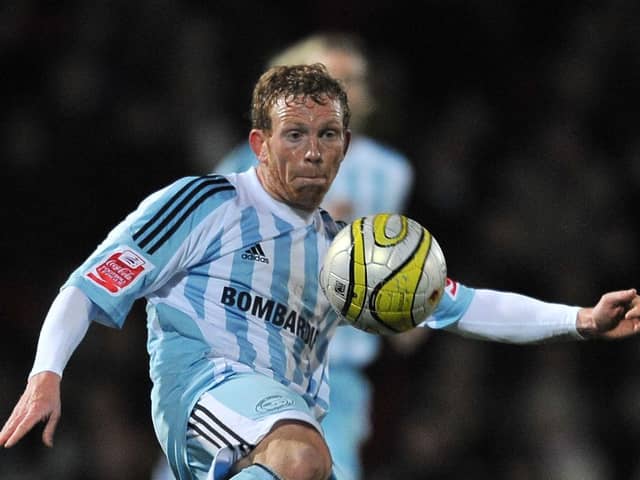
[275,437,330,479]
[241,421,332,480]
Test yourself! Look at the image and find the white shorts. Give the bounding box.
[185,373,323,480]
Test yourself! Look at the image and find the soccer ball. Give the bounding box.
[320,213,447,335]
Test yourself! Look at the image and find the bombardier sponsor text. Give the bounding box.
[221,286,318,347]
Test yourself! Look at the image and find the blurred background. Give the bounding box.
[2,1,640,479]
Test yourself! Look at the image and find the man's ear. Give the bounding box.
[343,129,352,155]
[249,129,267,164]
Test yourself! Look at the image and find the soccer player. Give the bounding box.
[1,63,639,480]
[212,32,417,480]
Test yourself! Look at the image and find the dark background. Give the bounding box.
[2,1,640,479]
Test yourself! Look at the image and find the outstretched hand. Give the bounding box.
[577,288,640,340]
[0,371,62,448]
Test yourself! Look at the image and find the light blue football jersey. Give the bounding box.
[61,167,473,478]
[62,168,344,474]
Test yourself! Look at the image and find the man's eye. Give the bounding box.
[322,130,338,139]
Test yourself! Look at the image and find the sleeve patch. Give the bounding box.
[85,248,153,295]
[445,277,458,299]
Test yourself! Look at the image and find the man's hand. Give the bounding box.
[577,289,640,339]
[0,371,62,448]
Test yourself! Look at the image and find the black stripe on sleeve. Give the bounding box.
[133,175,230,248]
[144,184,234,254]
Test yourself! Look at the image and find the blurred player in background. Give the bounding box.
[213,32,417,480]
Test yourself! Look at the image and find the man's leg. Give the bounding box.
[228,421,332,480]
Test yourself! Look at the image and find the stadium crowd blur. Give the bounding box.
[2,2,640,479]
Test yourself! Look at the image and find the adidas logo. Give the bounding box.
[241,243,270,264]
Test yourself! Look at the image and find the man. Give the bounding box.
[213,32,416,480]
[1,63,639,480]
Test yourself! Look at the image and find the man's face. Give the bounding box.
[253,94,350,211]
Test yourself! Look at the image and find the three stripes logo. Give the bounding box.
[241,243,270,264]
[188,403,253,455]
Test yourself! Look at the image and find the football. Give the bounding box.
[320,213,447,335]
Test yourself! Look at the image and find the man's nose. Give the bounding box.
[304,137,321,162]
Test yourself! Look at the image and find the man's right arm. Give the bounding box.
[0,286,94,448]
[30,286,94,377]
